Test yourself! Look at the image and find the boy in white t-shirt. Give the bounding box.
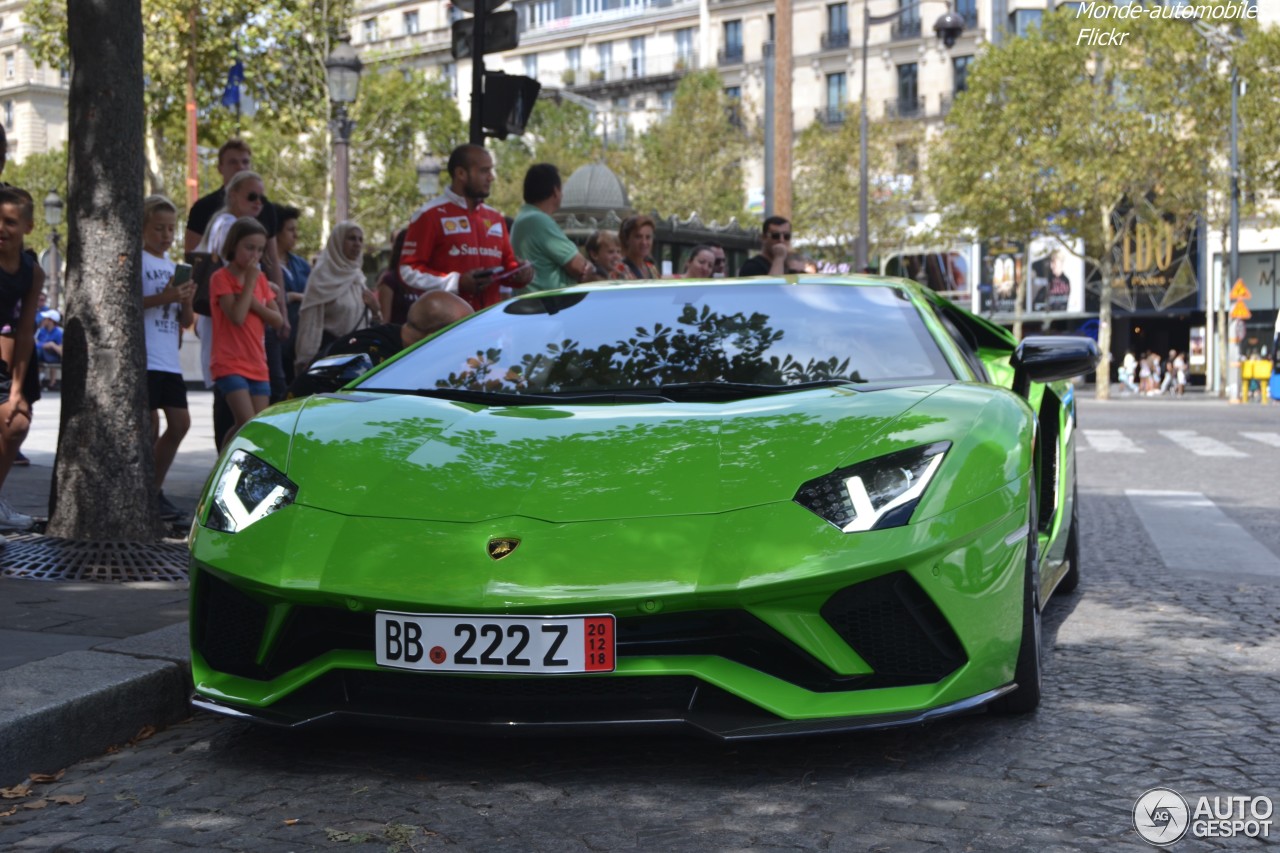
[141,195,195,521]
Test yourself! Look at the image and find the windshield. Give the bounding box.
[361,283,954,397]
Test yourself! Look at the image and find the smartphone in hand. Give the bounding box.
[172,263,193,285]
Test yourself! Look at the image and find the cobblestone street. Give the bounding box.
[3,397,1278,852]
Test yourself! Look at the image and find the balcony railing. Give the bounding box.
[820,30,850,50]
[519,0,695,36]
[890,17,922,40]
[718,46,744,65]
[576,50,699,87]
[884,96,925,119]
[815,106,846,125]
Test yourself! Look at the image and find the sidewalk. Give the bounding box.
[0,390,221,785]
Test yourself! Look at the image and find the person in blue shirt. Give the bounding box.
[35,308,62,390]
[276,206,311,384]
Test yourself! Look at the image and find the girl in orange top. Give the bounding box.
[209,217,283,441]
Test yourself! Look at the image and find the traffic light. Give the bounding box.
[481,72,541,140]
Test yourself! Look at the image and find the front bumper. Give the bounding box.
[190,483,1030,738]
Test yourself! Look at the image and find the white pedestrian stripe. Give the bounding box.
[1241,432,1280,449]
[1158,430,1247,458]
[1127,490,1280,578]
[1081,429,1144,453]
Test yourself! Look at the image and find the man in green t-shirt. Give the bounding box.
[510,164,598,292]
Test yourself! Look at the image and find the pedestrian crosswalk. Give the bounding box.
[1081,429,1279,457]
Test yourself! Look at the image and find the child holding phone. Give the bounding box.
[141,194,196,521]
[209,217,282,442]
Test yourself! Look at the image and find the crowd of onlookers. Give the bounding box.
[1119,350,1189,397]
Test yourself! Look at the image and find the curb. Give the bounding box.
[0,624,191,785]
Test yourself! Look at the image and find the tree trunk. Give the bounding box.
[1096,207,1113,402]
[47,0,163,541]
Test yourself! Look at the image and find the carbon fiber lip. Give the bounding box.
[191,684,1015,742]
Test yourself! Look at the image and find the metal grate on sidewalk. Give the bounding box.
[0,534,190,582]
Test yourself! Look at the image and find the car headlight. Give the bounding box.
[794,442,950,533]
[204,450,297,534]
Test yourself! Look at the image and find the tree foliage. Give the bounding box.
[927,5,1280,395]
[24,0,354,196]
[487,99,599,217]
[611,70,751,223]
[4,147,69,251]
[347,67,466,247]
[792,111,921,264]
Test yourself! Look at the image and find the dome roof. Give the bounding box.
[560,162,631,218]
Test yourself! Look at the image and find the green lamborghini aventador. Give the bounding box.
[189,277,1099,739]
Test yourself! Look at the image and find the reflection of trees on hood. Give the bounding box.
[439,305,860,392]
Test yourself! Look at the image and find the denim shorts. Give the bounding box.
[214,374,271,397]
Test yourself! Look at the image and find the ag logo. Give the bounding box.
[1134,787,1190,846]
[487,538,520,560]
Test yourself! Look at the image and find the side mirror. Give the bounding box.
[307,352,375,389]
[1010,336,1101,398]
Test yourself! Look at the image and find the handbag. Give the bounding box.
[185,251,221,317]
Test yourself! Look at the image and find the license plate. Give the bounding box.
[375,612,615,674]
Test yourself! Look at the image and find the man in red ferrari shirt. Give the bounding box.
[399,144,533,309]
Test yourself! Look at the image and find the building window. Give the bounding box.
[952,55,972,93]
[4,53,12,80]
[896,62,919,116]
[896,142,919,175]
[363,18,379,43]
[825,4,849,49]
[596,41,612,78]
[3,101,12,130]
[629,36,645,77]
[721,20,743,63]
[403,10,419,35]
[660,90,675,113]
[955,0,977,27]
[566,46,581,71]
[524,54,538,79]
[893,0,920,38]
[768,13,775,43]
[826,72,847,109]
[725,86,742,127]
[675,28,695,65]
[1009,9,1042,37]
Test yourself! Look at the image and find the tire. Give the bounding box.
[991,482,1042,715]
[1056,485,1080,594]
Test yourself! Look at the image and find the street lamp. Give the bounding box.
[43,189,63,311]
[856,3,964,272]
[416,154,444,198]
[325,35,363,223]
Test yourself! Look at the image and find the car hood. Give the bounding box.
[286,387,944,522]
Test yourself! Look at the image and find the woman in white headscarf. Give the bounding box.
[293,221,380,374]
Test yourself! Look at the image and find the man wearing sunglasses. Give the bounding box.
[737,216,791,277]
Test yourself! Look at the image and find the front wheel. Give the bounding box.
[991,484,1042,714]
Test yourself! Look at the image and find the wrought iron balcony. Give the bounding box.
[890,17,922,40]
[815,106,846,125]
[718,46,744,65]
[821,30,851,50]
[884,96,925,119]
